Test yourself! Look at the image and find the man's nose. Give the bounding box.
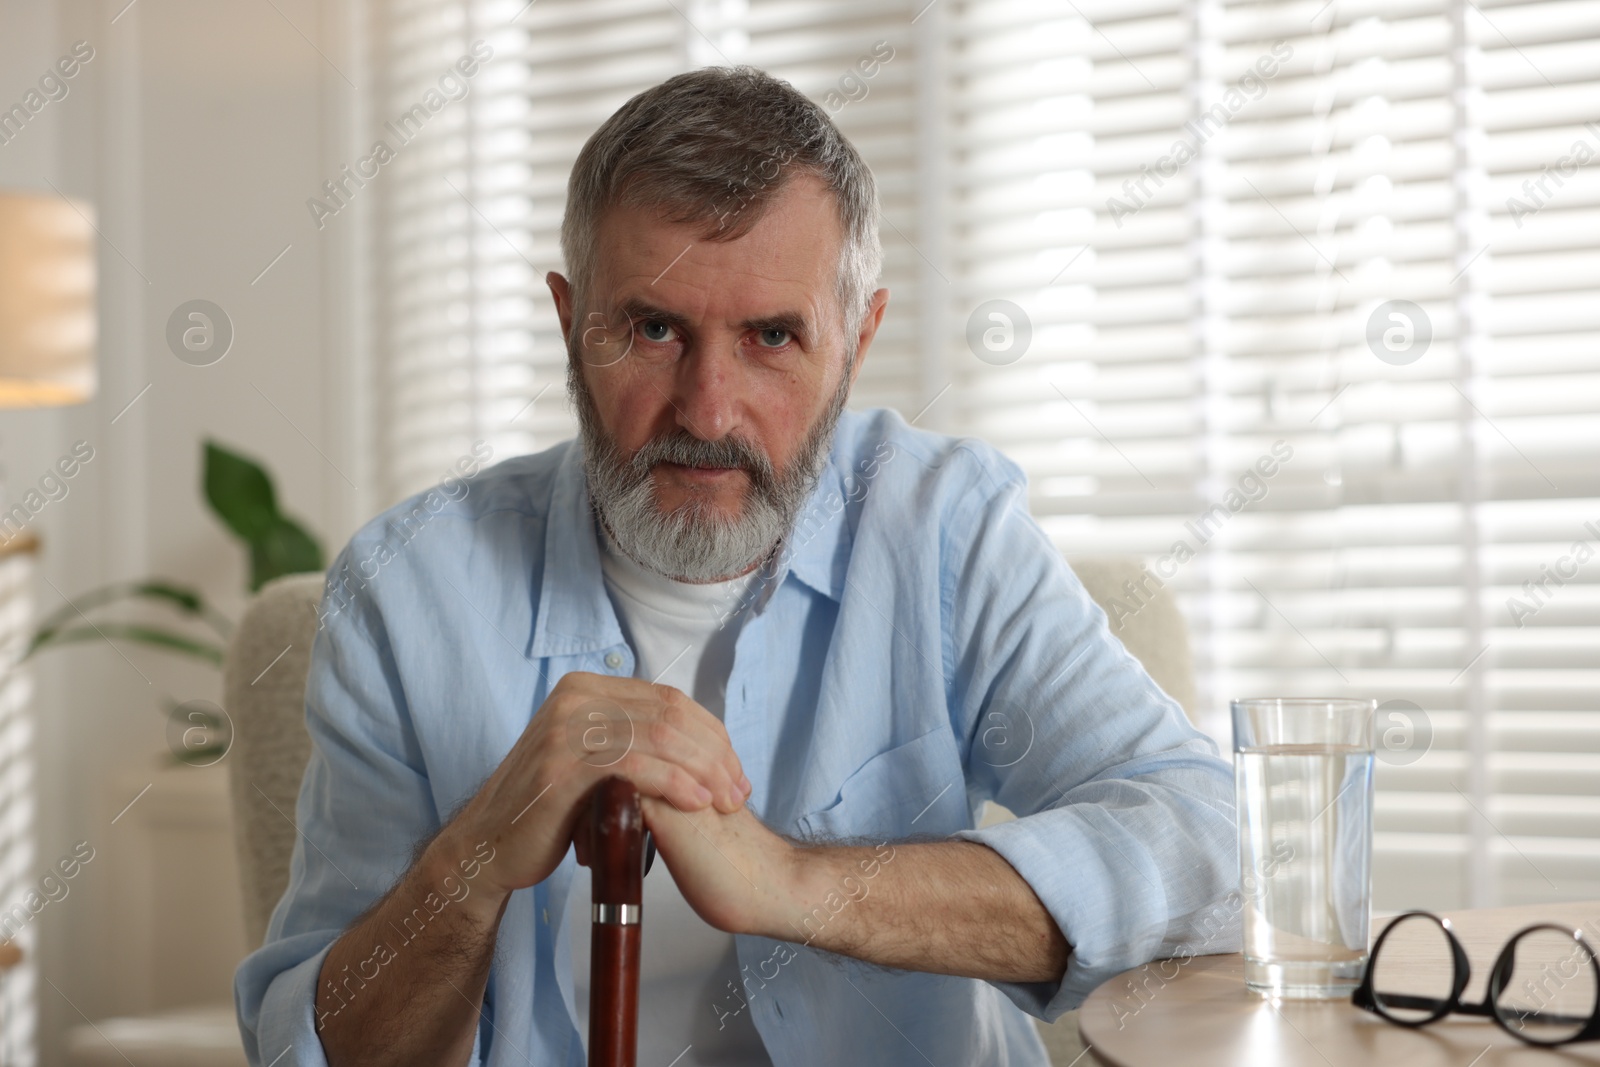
[670,338,742,441]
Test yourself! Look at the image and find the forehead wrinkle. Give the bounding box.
[595,228,840,344]
[592,174,846,299]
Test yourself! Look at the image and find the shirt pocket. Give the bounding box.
[796,727,968,842]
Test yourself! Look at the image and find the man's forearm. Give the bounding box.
[315,833,508,1067]
[756,840,1070,984]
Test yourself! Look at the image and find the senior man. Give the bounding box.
[235,65,1237,1067]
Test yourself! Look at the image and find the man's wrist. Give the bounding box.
[750,842,857,947]
[416,829,508,928]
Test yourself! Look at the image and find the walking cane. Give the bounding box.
[582,776,654,1067]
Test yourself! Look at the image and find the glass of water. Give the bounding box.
[1233,697,1376,999]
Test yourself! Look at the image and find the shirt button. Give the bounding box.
[605,651,623,670]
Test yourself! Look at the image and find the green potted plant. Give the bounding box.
[24,440,324,762]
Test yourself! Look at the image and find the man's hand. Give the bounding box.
[637,798,1072,986]
[314,672,753,1067]
[439,671,752,913]
[631,795,798,934]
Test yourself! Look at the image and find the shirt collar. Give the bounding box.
[776,447,852,604]
[528,443,626,659]
[528,429,855,658]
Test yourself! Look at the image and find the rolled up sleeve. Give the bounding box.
[233,547,448,1066]
[944,452,1238,1021]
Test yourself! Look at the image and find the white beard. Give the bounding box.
[568,349,850,583]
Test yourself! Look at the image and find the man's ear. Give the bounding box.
[547,271,574,341]
[849,288,891,387]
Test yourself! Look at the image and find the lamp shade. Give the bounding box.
[0,190,97,406]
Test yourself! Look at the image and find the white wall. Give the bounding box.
[0,2,364,1062]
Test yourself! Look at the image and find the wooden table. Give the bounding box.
[1080,900,1600,1067]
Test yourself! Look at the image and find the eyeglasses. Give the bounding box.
[1352,910,1600,1046]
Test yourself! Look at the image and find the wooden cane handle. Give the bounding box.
[585,776,644,1067]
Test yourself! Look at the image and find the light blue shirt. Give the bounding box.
[234,407,1239,1066]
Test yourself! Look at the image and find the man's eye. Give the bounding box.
[756,328,791,348]
[638,320,677,343]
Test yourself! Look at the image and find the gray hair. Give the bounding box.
[559,65,882,339]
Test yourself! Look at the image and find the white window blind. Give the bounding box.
[0,548,36,1067]
[366,0,686,501]
[360,0,1600,910]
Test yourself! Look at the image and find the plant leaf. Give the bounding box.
[122,580,202,614]
[169,743,229,767]
[24,623,224,665]
[25,580,233,658]
[204,441,279,541]
[32,582,197,633]
[248,516,324,591]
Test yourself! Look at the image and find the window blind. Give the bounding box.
[367,0,685,503]
[0,549,36,1067]
[361,0,1600,909]
[730,0,934,419]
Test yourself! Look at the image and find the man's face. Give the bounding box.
[549,173,888,581]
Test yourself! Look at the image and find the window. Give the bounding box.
[360,0,1600,909]
[0,548,34,1066]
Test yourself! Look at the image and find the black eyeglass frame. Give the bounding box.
[1351,910,1600,1047]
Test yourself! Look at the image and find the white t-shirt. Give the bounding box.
[569,522,774,1066]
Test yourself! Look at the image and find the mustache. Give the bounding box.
[629,431,776,490]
